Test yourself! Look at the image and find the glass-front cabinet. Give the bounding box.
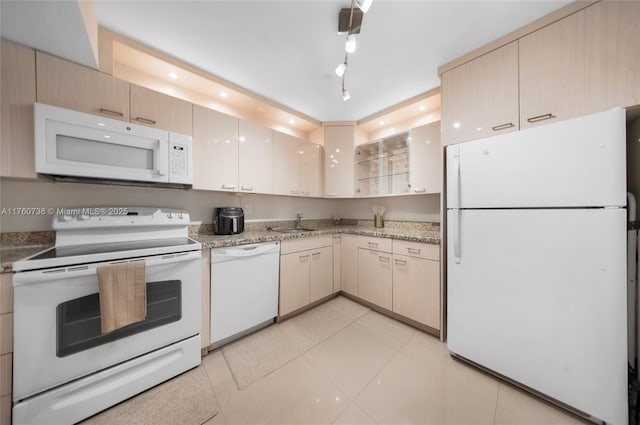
[355,133,411,196]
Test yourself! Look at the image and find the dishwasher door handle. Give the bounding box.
[218,244,276,258]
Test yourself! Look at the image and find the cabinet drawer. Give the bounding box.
[280,235,333,255]
[393,240,439,261]
[357,236,392,253]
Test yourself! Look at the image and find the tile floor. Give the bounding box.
[198,296,587,425]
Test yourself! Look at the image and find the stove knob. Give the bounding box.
[59,214,73,222]
[167,212,173,219]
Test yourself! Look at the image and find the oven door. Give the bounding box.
[35,103,170,183]
[12,250,201,400]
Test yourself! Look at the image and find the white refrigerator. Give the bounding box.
[446,108,628,425]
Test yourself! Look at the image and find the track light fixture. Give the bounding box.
[335,0,372,101]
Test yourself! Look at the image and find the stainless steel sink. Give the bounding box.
[271,227,316,233]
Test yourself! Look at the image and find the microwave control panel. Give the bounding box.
[169,134,193,184]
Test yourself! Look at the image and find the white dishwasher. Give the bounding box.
[210,241,280,348]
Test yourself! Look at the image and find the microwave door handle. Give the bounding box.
[155,140,169,177]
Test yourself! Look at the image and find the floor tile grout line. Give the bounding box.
[351,399,380,425]
[350,328,419,403]
[201,353,231,424]
[221,296,371,391]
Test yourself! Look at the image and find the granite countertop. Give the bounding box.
[192,225,441,249]
[0,225,440,272]
[0,245,51,273]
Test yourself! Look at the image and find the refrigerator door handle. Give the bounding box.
[452,209,461,263]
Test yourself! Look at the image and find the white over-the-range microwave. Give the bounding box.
[34,103,193,187]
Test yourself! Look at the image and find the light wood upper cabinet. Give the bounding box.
[340,234,358,296]
[239,120,274,194]
[1,40,36,179]
[36,51,130,121]
[324,125,354,197]
[309,246,333,302]
[520,1,640,129]
[409,121,442,194]
[130,84,192,135]
[301,143,323,197]
[192,105,239,191]
[519,8,586,129]
[274,131,302,195]
[441,41,519,146]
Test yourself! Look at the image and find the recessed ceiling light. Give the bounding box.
[220,91,228,98]
[289,119,295,124]
[379,120,385,126]
[168,72,178,80]
[418,105,426,111]
[298,150,304,155]
[336,148,340,153]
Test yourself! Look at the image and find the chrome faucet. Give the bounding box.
[295,212,303,229]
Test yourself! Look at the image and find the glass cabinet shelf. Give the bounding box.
[355,133,411,197]
[357,171,409,181]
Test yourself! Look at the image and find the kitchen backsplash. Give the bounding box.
[0,180,440,232]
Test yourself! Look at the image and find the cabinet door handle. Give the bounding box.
[378,256,390,262]
[326,193,336,197]
[413,188,426,193]
[135,117,157,125]
[99,108,124,117]
[491,122,514,131]
[407,248,421,254]
[221,184,236,190]
[368,242,378,248]
[299,254,309,259]
[311,252,321,256]
[241,186,254,191]
[394,259,407,265]
[302,191,310,196]
[290,190,299,195]
[527,113,555,123]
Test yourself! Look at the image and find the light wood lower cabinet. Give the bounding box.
[309,247,333,302]
[1,40,37,179]
[279,237,333,316]
[392,254,440,329]
[357,248,393,310]
[333,236,341,292]
[340,234,358,296]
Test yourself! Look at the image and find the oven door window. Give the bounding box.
[56,280,181,357]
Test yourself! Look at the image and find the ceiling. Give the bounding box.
[93,0,571,122]
[2,1,572,123]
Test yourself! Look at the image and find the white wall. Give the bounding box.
[335,193,441,222]
[0,180,441,232]
[0,180,338,232]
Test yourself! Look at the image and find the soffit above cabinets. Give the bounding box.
[111,41,320,140]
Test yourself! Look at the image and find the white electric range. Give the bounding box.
[11,207,202,425]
